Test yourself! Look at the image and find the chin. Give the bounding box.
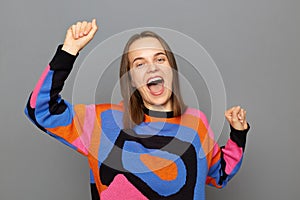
[146,94,172,110]
[138,87,172,109]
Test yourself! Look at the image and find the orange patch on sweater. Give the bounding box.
[140,154,178,181]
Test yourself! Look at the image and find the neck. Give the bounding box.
[143,101,172,112]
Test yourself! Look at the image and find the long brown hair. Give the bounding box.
[119,31,186,129]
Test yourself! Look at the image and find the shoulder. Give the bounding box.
[94,102,124,114]
[182,107,210,128]
[183,107,208,120]
[73,102,124,115]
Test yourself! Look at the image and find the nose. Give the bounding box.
[147,63,159,73]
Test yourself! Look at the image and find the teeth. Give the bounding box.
[147,77,163,84]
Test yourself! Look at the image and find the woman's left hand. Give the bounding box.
[225,106,248,131]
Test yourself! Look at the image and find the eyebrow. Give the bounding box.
[132,52,166,64]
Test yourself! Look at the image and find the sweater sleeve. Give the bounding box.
[24,45,96,156]
[205,120,250,188]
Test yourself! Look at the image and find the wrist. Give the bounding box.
[229,123,250,150]
[61,44,80,56]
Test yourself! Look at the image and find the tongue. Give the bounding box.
[148,83,164,94]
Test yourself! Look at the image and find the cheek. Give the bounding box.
[130,71,145,88]
[165,69,173,84]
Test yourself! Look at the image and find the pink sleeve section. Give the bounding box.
[185,108,218,155]
[101,174,148,200]
[222,139,243,175]
[212,143,220,158]
[71,104,95,155]
[30,65,50,108]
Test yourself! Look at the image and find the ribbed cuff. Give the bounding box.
[49,44,79,70]
[230,123,250,150]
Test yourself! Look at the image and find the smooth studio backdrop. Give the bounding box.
[1,0,299,199]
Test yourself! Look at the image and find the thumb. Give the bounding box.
[224,106,235,121]
[231,106,240,122]
[66,26,74,39]
[89,18,98,36]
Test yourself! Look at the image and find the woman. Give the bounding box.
[25,19,250,200]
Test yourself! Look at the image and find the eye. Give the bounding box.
[135,62,145,68]
[156,57,166,64]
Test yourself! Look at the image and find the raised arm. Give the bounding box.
[24,19,98,156]
[206,106,250,188]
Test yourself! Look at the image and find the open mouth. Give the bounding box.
[146,77,165,96]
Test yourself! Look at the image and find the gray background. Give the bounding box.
[1,0,299,199]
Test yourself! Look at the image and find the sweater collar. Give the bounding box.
[143,107,174,118]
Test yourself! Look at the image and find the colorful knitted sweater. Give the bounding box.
[24,45,249,200]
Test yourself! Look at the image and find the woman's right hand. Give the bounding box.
[62,19,98,55]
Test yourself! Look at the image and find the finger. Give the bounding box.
[225,107,235,122]
[243,117,248,129]
[238,111,245,124]
[225,106,240,120]
[243,110,247,123]
[241,108,245,118]
[242,109,248,126]
[90,18,98,35]
[66,26,73,38]
[84,22,92,35]
[238,113,242,120]
[238,108,244,123]
[75,21,82,39]
[232,106,241,122]
[225,106,235,118]
[238,108,244,119]
[224,111,232,122]
[225,112,232,122]
[242,110,248,129]
[79,21,87,37]
[71,24,76,39]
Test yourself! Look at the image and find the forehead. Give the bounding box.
[128,37,165,59]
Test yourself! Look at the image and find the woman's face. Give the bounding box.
[128,37,173,111]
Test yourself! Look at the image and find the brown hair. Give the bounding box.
[119,31,186,129]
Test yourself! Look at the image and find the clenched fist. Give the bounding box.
[62,19,98,55]
[225,106,248,131]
